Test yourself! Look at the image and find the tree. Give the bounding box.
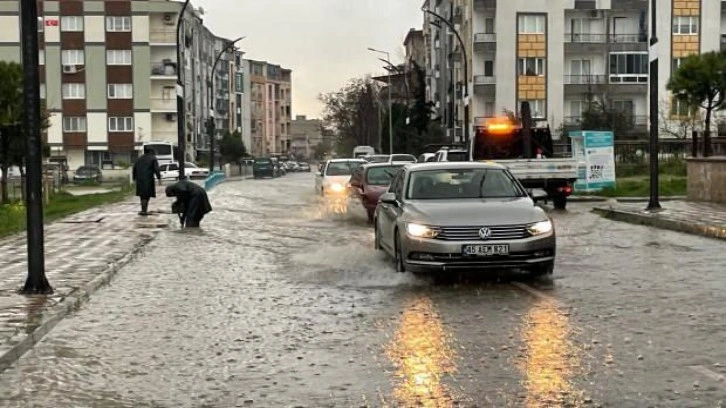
[667,51,726,157]
[313,140,332,160]
[319,77,379,156]
[219,130,247,164]
[658,97,702,139]
[0,61,24,204]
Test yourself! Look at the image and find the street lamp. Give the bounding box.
[176,0,191,179]
[19,0,52,294]
[208,36,245,174]
[368,47,393,154]
[647,0,661,211]
[422,5,469,146]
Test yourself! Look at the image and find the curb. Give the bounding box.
[0,233,158,372]
[570,195,686,203]
[592,207,726,241]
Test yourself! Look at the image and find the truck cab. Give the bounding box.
[470,115,580,210]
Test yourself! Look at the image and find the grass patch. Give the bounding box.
[594,175,687,197]
[616,159,687,178]
[0,184,133,238]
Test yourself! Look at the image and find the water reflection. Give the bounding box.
[386,296,458,407]
[518,297,587,407]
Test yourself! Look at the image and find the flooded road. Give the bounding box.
[1,173,725,407]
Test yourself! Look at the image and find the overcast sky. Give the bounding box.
[193,0,423,119]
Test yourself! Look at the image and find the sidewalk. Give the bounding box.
[593,200,726,241]
[0,186,174,371]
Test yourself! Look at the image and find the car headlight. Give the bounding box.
[406,223,440,238]
[329,183,345,193]
[528,220,553,236]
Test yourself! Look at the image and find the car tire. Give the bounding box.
[394,231,406,273]
[529,260,554,277]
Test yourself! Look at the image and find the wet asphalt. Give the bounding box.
[0,173,725,407]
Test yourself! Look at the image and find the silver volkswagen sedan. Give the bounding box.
[374,161,555,276]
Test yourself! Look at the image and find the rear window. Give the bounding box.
[325,161,362,176]
[447,151,468,162]
[255,158,272,164]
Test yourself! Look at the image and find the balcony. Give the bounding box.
[609,33,648,52]
[474,0,496,10]
[150,62,177,79]
[563,74,606,94]
[474,33,496,52]
[150,98,177,112]
[563,115,647,129]
[149,30,177,45]
[564,32,646,53]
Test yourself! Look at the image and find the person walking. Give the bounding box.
[132,147,162,216]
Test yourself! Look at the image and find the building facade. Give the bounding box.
[289,115,323,159]
[0,0,244,170]
[246,59,292,156]
[423,0,723,140]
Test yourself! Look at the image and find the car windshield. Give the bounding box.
[325,161,362,176]
[446,151,468,162]
[407,168,526,199]
[146,144,172,155]
[390,154,416,162]
[185,163,198,168]
[255,158,271,164]
[366,165,403,185]
[77,166,95,173]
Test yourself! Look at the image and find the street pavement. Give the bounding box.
[1,174,726,407]
[595,200,726,241]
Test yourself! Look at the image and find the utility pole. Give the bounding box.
[176,0,191,180]
[647,0,661,211]
[208,36,245,174]
[19,0,52,294]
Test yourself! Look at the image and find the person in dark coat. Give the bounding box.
[132,147,162,216]
[165,179,212,228]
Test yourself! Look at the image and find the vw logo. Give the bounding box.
[478,227,492,240]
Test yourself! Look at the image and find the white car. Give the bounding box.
[315,158,365,196]
[158,162,210,180]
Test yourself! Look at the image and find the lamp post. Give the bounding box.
[19,0,52,294]
[208,36,245,174]
[647,0,661,211]
[422,6,469,146]
[176,0,191,179]
[368,47,393,154]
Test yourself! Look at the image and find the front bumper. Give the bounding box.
[401,232,555,273]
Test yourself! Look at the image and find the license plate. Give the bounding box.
[462,244,509,256]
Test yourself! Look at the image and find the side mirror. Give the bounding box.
[379,192,398,205]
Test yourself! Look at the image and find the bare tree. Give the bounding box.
[658,97,702,139]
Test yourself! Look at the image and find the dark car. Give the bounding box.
[349,163,405,223]
[253,157,275,178]
[73,166,102,184]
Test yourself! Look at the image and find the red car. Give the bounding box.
[349,163,405,223]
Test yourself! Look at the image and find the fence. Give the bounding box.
[553,138,726,165]
[2,176,63,204]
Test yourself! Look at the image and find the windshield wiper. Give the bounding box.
[478,172,487,198]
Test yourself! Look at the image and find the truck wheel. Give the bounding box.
[552,195,567,210]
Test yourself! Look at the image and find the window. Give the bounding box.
[484,17,495,34]
[39,50,45,65]
[673,16,698,35]
[63,117,86,132]
[672,58,683,73]
[108,84,133,99]
[569,100,585,117]
[106,16,131,32]
[37,16,43,32]
[484,101,495,117]
[671,98,691,117]
[518,15,545,34]
[61,49,85,65]
[613,100,634,117]
[108,117,134,132]
[609,53,648,82]
[518,57,545,76]
[39,84,46,99]
[517,99,546,118]
[106,50,132,65]
[60,16,83,32]
[62,83,86,99]
[484,60,494,76]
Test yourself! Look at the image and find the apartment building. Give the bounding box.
[232,51,252,152]
[0,0,241,170]
[247,59,292,156]
[424,0,723,140]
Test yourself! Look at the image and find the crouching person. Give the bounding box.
[165,179,212,228]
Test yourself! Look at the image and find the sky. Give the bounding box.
[193,0,423,119]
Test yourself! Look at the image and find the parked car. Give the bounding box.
[253,157,276,178]
[158,162,209,180]
[374,161,555,276]
[298,162,311,172]
[349,162,405,223]
[73,166,103,184]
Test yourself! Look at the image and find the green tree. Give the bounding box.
[219,130,247,164]
[667,51,726,156]
[0,61,24,204]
